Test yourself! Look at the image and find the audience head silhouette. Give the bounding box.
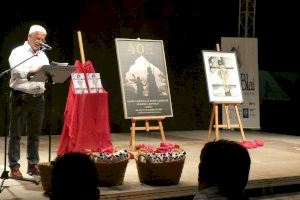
[50,152,100,200]
[195,139,251,200]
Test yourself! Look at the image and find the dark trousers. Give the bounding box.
[8,90,45,169]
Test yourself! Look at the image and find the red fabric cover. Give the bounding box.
[57,60,113,156]
[155,142,181,153]
[135,144,155,153]
[239,139,264,149]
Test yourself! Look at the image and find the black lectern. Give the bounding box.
[29,65,76,83]
[29,64,76,162]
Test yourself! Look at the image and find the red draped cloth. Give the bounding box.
[57,60,112,155]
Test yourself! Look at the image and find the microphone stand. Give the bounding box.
[0,47,47,193]
[44,71,53,162]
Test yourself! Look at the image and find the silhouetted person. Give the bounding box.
[136,76,145,97]
[194,139,251,200]
[50,152,100,200]
[146,66,160,97]
[131,74,145,97]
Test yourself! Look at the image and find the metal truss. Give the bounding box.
[238,0,256,37]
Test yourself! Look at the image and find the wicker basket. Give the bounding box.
[136,155,185,186]
[94,158,129,187]
[38,162,53,191]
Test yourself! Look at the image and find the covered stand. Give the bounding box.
[57,31,112,155]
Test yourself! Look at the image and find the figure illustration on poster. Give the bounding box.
[208,56,235,97]
[131,74,144,98]
[145,66,160,97]
[124,55,168,98]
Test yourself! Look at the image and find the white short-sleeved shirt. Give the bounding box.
[9,41,49,94]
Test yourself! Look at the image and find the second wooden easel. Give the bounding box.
[130,116,166,150]
[208,44,246,141]
[208,103,246,141]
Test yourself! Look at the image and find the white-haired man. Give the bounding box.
[8,24,50,178]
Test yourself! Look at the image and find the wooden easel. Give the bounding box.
[130,116,166,150]
[208,103,246,141]
[208,44,246,141]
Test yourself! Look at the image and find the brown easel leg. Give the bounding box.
[158,119,166,143]
[130,119,136,150]
[208,104,215,140]
[234,105,246,141]
[214,105,220,140]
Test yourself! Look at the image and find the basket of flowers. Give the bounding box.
[38,161,54,191]
[135,143,186,186]
[92,148,129,187]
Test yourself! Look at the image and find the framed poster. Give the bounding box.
[115,38,173,119]
[202,50,243,103]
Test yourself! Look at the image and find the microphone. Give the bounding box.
[40,42,52,50]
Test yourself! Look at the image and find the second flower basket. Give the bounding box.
[135,145,186,186]
[93,149,129,187]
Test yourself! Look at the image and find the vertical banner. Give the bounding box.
[115,38,173,119]
[221,37,260,129]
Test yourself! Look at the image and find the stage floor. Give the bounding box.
[1,130,300,199]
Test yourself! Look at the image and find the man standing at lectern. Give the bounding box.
[8,24,50,178]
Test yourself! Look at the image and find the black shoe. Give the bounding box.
[27,164,40,176]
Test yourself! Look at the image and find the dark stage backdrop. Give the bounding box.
[0,1,299,136]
